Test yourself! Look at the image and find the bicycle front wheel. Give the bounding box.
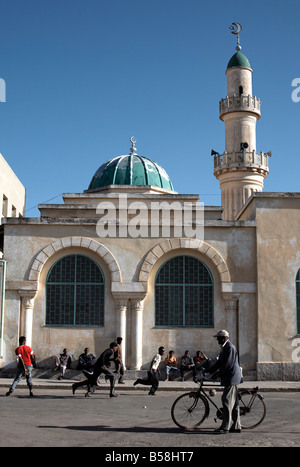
[171,392,208,430]
[239,390,266,429]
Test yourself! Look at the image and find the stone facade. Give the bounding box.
[1,188,299,380]
[0,45,299,381]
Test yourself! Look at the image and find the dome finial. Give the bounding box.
[130,136,137,155]
[229,22,242,51]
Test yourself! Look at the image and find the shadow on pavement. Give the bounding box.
[38,424,222,435]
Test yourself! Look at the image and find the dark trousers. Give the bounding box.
[180,365,196,378]
[74,367,115,395]
[196,359,211,372]
[114,361,125,382]
[136,370,159,394]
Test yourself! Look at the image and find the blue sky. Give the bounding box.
[0,0,299,216]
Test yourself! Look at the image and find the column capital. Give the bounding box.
[130,297,145,310]
[18,291,37,308]
[114,297,128,310]
[112,291,146,309]
[222,293,240,311]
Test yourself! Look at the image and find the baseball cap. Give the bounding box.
[213,330,229,338]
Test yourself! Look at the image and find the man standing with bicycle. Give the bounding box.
[206,330,242,434]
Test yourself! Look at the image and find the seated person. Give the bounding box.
[165,350,180,381]
[194,350,211,375]
[53,348,72,380]
[193,350,208,368]
[180,350,196,381]
[77,347,97,373]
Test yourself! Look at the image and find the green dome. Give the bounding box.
[88,153,174,191]
[227,51,251,70]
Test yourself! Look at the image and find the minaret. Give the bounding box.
[213,24,270,220]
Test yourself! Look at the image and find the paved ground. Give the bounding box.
[0,378,299,450]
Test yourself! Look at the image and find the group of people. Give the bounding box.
[52,337,125,387]
[6,336,125,399]
[5,330,243,433]
[72,338,125,398]
[132,348,210,395]
[165,349,210,381]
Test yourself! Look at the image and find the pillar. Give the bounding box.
[19,292,36,347]
[223,294,240,350]
[115,298,128,369]
[130,298,144,370]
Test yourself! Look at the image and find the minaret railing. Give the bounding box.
[219,94,261,118]
[213,150,270,171]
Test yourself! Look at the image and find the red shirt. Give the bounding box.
[194,356,205,363]
[15,345,34,367]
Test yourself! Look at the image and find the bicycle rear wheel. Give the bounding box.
[239,390,266,429]
[171,392,208,430]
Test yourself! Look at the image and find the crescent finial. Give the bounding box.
[230,22,242,35]
[130,136,137,155]
[229,22,242,51]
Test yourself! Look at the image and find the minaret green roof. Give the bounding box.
[227,51,251,70]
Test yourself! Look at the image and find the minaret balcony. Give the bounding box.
[219,94,261,119]
[213,150,270,175]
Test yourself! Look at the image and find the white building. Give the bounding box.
[0,153,26,224]
[0,153,25,357]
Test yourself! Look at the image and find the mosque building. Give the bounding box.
[0,27,299,380]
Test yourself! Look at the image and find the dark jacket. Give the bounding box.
[77,353,97,370]
[181,355,194,367]
[208,340,242,386]
[94,348,114,371]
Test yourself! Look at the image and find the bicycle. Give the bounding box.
[171,376,266,430]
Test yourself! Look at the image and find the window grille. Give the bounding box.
[46,255,104,326]
[155,255,213,327]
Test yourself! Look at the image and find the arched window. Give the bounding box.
[296,269,300,334]
[46,254,105,326]
[155,255,213,327]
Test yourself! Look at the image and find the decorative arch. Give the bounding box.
[138,238,231,284]
[27,236,122,284]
